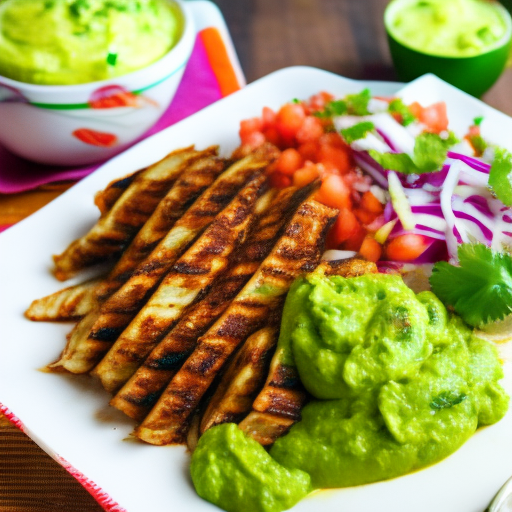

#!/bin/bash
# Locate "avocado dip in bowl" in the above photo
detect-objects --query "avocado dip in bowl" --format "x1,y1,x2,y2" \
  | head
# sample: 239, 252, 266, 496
0, 0, 195, 166
384, 0, 512, 97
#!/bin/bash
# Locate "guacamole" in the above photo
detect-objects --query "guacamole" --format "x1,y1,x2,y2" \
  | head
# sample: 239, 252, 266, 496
0, 0, 182, 85
386, 0, 509, 57
190, 272, 509, 512
191, 424, 311, 512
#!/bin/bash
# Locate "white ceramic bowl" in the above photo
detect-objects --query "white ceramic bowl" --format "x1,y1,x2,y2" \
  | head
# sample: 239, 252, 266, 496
0, 0, 195, 166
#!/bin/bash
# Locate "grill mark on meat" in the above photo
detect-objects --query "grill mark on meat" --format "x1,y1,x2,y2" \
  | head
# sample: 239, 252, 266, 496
48, 146, 278, 375
135, 197, 337, 445
91, 173, 270, 393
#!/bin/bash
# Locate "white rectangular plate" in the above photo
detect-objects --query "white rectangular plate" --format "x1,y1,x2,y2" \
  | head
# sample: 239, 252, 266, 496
1, 66, 511, 512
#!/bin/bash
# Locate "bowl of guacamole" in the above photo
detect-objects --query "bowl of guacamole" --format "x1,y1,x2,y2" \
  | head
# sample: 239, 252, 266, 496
0, 0, 195, 165
384, 0, 512, 97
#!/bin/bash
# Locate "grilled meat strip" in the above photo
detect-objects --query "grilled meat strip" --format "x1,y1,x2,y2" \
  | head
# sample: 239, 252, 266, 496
35, 149, 224, 321
53, 146, 200, 281
94, 169, 144, 216
109, 185, 313, 421
135, 198, 338, 445
94, 148, 225, 304
199, 321, 280, 434
92, 173, 270, 393
47, 145, 278, 375
25, 277, 103, 322
239, 258, 378, 446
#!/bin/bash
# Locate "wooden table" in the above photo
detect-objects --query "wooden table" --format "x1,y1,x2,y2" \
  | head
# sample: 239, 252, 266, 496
1, 1, 512, 510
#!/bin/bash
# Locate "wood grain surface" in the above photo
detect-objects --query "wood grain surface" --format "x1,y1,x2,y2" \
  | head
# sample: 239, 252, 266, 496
1, 1, 512, 511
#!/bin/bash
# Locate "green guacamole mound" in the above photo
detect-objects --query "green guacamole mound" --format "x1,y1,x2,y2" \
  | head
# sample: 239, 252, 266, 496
189, 272, 508, 512
0, 0, 182, 85
190, 423, 312, 512
387, 0, 509, 57
270, 273, 509, 489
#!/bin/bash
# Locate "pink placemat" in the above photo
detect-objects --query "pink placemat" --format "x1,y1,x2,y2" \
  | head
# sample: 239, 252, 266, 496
0, 27, 244, 194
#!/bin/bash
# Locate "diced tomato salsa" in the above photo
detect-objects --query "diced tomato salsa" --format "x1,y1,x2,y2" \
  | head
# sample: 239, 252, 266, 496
237, 92, 449, 264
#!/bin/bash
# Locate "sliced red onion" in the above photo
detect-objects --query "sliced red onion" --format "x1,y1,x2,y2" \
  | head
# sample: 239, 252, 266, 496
503, 215, 512, 223
463, 195, 494, 218
447, 152, 490, 173
411, 204, 444, 217
453, 225, 463, 244
369, 113, 416, 155
383, 200, 396, 222
353, 151, 388, 188
376, 128, 398, 152
404, 188, 438, 206
441, 161, 466, 257
453, 210, 493, 241
401, 165, 449, 190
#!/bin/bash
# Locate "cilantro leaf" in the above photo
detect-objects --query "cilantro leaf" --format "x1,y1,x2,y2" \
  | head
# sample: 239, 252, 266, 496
369, 152, 416, 174
473, 116, 484, 126
345, 88, 371, 116
313, 89, 371, 119
339, 121, 375, 144
489, 148, 512, 207
388, 98, 416, 126
414, 131, 458, 171
430, 243, 512, 327
369, 131, 458, 174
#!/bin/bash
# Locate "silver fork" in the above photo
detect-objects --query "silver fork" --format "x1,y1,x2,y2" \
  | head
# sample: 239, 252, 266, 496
488, 477, 512, 512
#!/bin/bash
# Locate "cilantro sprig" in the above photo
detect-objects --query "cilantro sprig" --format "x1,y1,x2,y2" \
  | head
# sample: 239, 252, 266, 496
430, 243, 512, 327
339, 121, 375, 144
489, 148, 512, 207
369, 131, 458, 174
388, 98, 416, 126
314, 89, 371, 119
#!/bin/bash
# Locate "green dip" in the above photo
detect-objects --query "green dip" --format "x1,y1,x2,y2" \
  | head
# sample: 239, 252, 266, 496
386, 0, 509, 57
0, 0, 182, 85
190, 272, 509, 512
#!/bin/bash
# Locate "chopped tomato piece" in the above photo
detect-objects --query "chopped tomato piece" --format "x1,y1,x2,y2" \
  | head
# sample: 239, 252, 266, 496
385, 234, 430, 261
358, 236, 382, 262
261, 106, 276, 128
262, 126, 283, 147
276, 103, 306, 140
326, 208, 360, 248
319, 132, 346, 148
342, 224, 366, 252
298, 141, 320, 162
269, 172, 292, 189
293, 164, 319, 188
240, 130, 266, 148
239, 117, 263, 139
315, 174, 352, 210
354, 207, 377, 225
275, 148, 303, 176
307, 91, 334, 112
296, 116, 324, 144
409, 101, 448, 133
317, 144, 352, 174
360, 191, 384, 214
408, 101, 423, 119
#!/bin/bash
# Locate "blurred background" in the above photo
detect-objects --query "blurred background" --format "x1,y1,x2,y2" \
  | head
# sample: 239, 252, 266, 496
211, 0, 512, 114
